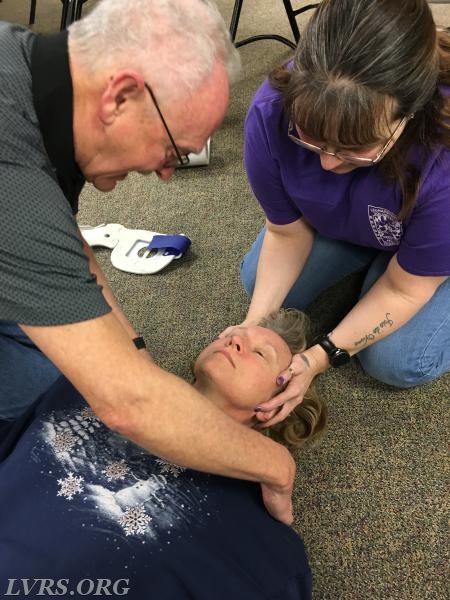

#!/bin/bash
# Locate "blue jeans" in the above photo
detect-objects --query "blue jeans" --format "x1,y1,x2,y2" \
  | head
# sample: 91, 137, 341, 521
0, 322, 61, 420
241, 227, 450, 388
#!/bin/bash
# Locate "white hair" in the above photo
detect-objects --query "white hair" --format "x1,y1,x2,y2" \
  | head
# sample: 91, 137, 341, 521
69, 0, 240, 100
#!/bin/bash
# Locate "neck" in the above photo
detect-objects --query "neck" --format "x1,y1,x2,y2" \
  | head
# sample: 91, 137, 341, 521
193, 381, 257, 427
69, 48, 105, 172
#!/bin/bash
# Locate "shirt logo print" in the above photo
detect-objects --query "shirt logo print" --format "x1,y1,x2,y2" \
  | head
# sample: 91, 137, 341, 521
368, 206, 403, 247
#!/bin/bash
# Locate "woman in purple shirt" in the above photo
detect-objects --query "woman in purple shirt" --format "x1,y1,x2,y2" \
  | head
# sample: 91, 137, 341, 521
233, 0, 450, 425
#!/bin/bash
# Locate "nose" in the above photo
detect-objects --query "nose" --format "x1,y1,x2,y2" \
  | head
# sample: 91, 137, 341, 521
156, 166, 176, 181
227, 335, 242, 352
319, 152, 345, 171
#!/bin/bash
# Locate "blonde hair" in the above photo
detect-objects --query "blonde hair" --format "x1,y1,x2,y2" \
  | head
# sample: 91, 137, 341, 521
258, 309, 328, 450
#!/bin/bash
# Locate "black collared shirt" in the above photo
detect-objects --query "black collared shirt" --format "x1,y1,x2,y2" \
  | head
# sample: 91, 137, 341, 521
31, 29, 85, 213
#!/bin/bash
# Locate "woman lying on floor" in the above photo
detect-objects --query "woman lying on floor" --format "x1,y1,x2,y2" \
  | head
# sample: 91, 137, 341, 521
0, 309, 327, 600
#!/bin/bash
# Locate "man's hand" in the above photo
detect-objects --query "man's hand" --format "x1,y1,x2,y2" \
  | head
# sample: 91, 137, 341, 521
260, 451, 296, 525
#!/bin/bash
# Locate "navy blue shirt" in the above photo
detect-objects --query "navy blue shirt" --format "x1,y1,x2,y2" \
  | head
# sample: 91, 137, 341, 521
0, 377, 312, 599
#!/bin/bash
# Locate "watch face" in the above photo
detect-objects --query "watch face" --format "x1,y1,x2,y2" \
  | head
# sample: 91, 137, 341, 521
331, 349, 351, 367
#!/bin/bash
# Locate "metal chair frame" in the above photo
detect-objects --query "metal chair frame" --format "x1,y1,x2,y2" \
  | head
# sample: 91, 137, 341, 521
28, 0, 87, 30
230, 0, 319, 49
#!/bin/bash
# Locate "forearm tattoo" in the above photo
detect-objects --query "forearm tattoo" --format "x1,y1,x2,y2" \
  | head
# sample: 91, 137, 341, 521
353, 313, 394, 348
299, 353, 310, 368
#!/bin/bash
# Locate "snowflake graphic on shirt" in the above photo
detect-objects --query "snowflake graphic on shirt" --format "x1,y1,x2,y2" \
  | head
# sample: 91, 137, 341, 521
102, 460, 130, 482
50, 430, 77, 454
57, 473, 84, 500
155, 458, 185, 478
119, 505, 152, 536
77, 407, 99, 423
40, 403, 209, 543
368, 205, 403, 247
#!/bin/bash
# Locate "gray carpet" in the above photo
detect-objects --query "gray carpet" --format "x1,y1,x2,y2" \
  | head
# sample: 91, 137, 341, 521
1, 1, 449, 598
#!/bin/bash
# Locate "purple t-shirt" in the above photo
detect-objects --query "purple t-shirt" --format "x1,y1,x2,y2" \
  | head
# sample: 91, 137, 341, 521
244, 79, 450, 276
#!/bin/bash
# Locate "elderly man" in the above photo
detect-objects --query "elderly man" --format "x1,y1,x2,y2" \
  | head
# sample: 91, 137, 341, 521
0, 0, 296, 524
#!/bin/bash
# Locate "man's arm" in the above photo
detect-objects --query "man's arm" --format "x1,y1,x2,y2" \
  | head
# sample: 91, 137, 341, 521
78, 228, 143, 345
20, 313, 295, 524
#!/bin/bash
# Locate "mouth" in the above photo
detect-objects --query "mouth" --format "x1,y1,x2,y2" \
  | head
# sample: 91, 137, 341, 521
216, 349, 235, 367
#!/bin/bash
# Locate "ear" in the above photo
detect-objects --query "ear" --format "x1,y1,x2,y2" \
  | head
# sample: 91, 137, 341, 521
98, 70, 145, 126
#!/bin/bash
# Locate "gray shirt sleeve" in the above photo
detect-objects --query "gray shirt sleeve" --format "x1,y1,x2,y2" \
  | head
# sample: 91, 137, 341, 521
0, 162, 111, 326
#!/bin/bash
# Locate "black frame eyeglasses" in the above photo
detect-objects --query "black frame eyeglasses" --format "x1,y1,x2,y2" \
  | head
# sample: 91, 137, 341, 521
144, 83, 190, 167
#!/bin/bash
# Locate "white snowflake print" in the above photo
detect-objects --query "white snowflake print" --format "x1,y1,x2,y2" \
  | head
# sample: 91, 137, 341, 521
50, 430, 76, 454
102, 460, 130, 482
119, 505, 152, 536
155, 458, 185, 478
57, 472, 84, 500
368, 205, 403, 247
77, 407, 98, 422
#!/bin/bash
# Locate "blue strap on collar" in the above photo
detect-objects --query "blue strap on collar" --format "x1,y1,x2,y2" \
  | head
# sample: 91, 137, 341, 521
146, 234, 191, 257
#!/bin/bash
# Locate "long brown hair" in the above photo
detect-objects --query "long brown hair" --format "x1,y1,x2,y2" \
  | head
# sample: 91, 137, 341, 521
259, 309, 328, 450
269, 0, 450, 219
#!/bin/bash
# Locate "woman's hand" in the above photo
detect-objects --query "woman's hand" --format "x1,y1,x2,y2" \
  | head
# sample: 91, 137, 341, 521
254, 352, 321, 427
218, 319, 259, 339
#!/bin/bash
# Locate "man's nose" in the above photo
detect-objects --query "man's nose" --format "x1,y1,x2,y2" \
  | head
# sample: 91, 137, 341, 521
156, 166, 176, 181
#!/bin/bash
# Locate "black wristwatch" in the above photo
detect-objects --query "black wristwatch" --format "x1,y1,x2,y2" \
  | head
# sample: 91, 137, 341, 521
313, 334, 350, 367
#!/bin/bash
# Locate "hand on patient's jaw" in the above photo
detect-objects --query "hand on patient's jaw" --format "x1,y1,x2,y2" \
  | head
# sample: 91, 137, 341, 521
254, 352, 313, 427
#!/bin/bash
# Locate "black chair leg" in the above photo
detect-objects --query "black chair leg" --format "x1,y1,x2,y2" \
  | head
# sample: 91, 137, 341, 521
75, 0, 86, 20
230, 0, 244, 43
60, 0, 69, 29
230, 0, 296, 49
60, 0, 87, 31
282, 0, 301, 43
29, 0, 37, 25
229, 0, 319, 50
284, 1, 321, 43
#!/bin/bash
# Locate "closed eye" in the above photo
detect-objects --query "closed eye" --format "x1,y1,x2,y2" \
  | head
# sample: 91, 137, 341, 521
255, 349, 265, 358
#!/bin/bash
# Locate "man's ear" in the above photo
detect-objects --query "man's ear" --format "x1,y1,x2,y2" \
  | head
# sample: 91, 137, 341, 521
98, 70, 145, 125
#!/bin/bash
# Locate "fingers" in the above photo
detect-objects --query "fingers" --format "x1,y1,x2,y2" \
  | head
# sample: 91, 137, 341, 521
276, 353, 307, 386
217, 318, 260, 339
259, 405, 293, 428
217, 325, 236, 339
254, 353, 313, 424
254, 384, 301, 413
254, 407, 280, 423
260, 485, 294, 526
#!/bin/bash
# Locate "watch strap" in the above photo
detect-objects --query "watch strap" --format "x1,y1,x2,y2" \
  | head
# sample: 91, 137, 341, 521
314, 334, 337, 356
313, 333, 350, 367
133, 336, 147, 350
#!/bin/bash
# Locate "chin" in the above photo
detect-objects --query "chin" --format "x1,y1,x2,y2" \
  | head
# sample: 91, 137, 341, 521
330, 165, 358, 174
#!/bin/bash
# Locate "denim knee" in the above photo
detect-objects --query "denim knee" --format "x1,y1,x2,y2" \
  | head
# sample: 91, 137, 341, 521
358, 342, 445, 389
240, 254, 257, 298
